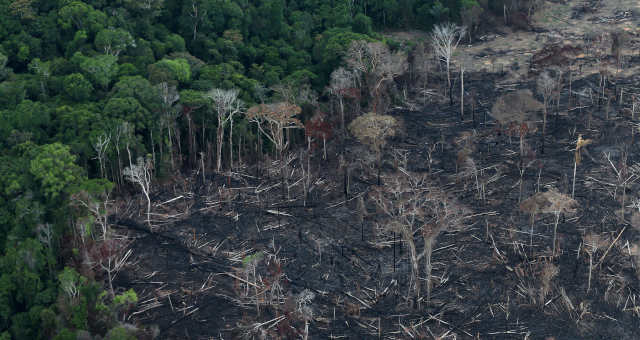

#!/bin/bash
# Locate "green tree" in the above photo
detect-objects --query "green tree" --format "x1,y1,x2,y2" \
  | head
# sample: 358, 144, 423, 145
111, 76, 158, 112
147, 58, 190, 85
0, 100, 51, 145
62, 73, 93, 102
79, 54, 119, 90
58, 1, 106, 34
29, 143, 82, 199
94, 28, 135, 56
0, 52, 11, 82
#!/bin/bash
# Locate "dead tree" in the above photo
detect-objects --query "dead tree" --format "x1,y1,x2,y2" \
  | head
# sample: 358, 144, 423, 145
123, 156, 153, 227
537, 71, 555, 144
247, 102, 303, 159
206, 88, 242, 172
188, 0, 206, 41
348, 112, 398, 185
93, 133, 111, 179
370, 170, 468, 307
157, 82, 180, 169
603, 150, 640, 218
491, 90, 543, 155
459, 55, 473, 120
430, 23, 466, 106
346, 41, 407, 114
521, 188, 578, 255
92, 236, 133, 298
328, 67, 357, 134
611, 29, 629, 68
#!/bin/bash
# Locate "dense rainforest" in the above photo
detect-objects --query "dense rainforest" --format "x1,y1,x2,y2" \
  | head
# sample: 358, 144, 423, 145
0, 0, 541, 338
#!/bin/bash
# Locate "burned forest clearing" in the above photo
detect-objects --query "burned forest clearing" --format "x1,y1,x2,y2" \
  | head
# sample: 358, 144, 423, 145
100, 1, 640, 339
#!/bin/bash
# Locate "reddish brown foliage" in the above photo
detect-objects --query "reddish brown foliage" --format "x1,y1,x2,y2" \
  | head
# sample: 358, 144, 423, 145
304, 114, 333, 151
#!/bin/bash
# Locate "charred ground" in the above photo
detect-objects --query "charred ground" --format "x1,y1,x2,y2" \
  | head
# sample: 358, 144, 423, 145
113, 1, 640, 339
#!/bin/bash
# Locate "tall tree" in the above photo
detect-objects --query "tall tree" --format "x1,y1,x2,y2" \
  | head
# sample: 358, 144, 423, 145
430, 22, 466, 105
346, 41, 407, 113
123, 156, 153, 226
205, 88, 242, 172
328, 67, 357, 134
247, 102, 303, 158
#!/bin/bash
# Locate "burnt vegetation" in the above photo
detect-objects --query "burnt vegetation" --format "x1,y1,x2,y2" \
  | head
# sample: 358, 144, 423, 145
115, 3, 640, 339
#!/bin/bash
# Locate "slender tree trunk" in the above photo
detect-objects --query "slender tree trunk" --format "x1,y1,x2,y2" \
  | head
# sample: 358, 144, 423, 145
552, 212, 560, 255
229, 118, 234, 170
168, 123, 175, 170
187, 113, 195, 169
460, 68, 464, 120
424, 238, 433, 305
339, 96, 345, 135
572, 160, 577, 198
216, 120, 224, 172
401, 227, 419, 305
150, 129, 156, 168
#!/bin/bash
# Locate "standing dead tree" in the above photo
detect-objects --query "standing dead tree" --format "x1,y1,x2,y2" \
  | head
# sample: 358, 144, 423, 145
537, 71, 556, 148
602, 151, 640, 218
247, 102, 303, 159
370, 170, 468, 307
430, 22, 466, 106
188, 0, 206, 41
92, 236, 133, 299
346, 41, 407, 114
572, 134, 592, 198
582, 233, 607, 293
123, 156, 153, 227
205, 88, 243, 172
328, 67, 357, 134
458, 55, 473, 120
348, 112, 398, 185
491, 89, 543, 156
93, 133, 111, 179
304, 111, 333, 160
520, 188, 578, 256
157, 82, 180, 169
248, 102, 303, 197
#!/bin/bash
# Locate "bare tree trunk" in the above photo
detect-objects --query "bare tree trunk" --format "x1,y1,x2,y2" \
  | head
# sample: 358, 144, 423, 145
150, 129, 156, 168
216, 121, 224, 172
339, 96, 345, 135
460, 67, 464, 120
229, 118, 234, 170
424, 238, 433, 305
186, 113, 195, 168
400, 225, 419, 305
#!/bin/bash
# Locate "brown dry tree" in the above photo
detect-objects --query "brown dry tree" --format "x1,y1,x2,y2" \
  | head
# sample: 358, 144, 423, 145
582, 233, 608, 293
491, 90, 543, 150
348, 112, 398, 185
520, 188, 578, 256
247, 102, 303, 159
572, 134, 592, 198
537, 71, 556, 144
